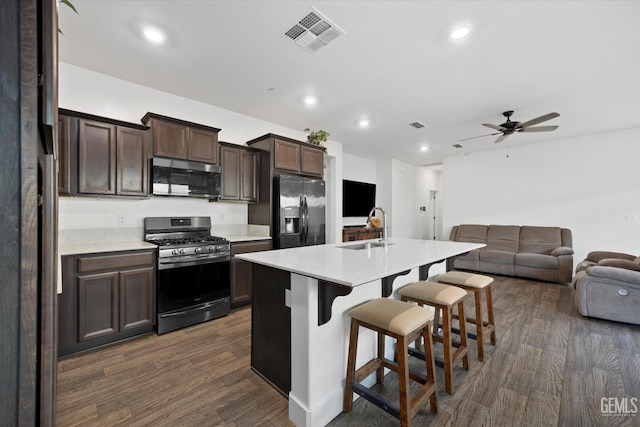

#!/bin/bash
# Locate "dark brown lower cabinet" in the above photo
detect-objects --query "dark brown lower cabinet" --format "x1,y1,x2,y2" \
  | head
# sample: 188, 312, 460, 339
59, 250, 155, 357
342, 227, 383, 242
251, 263, 291, 396
230, 240, 272, 307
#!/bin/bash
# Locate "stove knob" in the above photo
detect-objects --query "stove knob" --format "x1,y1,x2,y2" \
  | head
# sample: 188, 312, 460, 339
179, 249, 186, 255
208, 246, 215, 252
194, 247, 202, 254
171, 249, 178, 255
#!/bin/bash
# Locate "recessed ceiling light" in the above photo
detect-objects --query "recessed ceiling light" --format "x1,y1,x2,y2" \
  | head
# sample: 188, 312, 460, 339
420, 146, 429, 152
304, 96, 318, 105
143, 27, 165, 43
450, 27, 470, 40
358, 120, 370, 127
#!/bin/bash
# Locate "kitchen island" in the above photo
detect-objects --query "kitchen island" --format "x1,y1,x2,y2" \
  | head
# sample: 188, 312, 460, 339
236, 238, 485, 427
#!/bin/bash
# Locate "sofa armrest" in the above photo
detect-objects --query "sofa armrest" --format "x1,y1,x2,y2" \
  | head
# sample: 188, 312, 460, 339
585, 251, 636, 263
586, 265, 640, 285
598, 258, 640, 271
551, 246, 574, 256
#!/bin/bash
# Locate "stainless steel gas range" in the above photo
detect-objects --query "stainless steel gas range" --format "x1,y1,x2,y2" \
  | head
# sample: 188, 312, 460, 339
144, 216, 230, 334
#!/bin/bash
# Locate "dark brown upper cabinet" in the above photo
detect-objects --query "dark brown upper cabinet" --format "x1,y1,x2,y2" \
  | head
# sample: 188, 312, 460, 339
300, 145, 324, 176
246, 133, 325, 178
58, 109, 150, 198
78, 119, 117, 195
219, 142, 259, 203
273, 139, 301, 173
142, 113, 220, 164
57, 114, 72, 195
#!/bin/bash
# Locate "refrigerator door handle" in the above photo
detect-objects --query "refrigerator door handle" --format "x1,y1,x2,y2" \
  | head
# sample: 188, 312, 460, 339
302, 195, 309, 245
300, 195, 306, 246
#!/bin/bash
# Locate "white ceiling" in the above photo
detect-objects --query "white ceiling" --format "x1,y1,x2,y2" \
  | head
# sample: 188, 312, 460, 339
58, 1, 640, 166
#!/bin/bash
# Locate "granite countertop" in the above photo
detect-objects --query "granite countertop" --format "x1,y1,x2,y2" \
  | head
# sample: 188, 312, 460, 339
235, 238, 485, 287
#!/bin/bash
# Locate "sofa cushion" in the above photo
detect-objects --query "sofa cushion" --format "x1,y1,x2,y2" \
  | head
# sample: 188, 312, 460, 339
514, 253, 559, 269
479, 250, 515, 276
453, 224, 488, 244
480, 250, 515, 265
454, 249, 480, 271
518, 226, 562, 254
486, 225, 520, 252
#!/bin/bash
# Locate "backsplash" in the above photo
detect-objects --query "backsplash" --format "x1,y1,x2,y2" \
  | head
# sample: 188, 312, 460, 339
58, 196, 251, 244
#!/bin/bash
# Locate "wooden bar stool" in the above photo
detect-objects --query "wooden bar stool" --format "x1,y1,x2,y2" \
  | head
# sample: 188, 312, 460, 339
436, 271, 496, 361
344, 298, 437, 426
399, 282, 468, 394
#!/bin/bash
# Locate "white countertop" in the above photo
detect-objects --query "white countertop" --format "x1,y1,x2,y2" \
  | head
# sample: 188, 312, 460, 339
226, 235, 272, 243
59, 241, 157, 256
235, 238, 485, 287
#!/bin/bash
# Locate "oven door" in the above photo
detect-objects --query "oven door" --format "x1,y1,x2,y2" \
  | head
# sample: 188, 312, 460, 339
156, 260, 230, 334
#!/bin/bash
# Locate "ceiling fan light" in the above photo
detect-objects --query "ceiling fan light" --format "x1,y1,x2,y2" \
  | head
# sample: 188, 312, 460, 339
450, 27, 470, 40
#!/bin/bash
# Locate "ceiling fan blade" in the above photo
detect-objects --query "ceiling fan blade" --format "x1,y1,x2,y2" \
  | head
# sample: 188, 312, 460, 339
519, 125, 559, 133
459, 132, 501, 142
495, 134, 507, 143
518, 112, 560, 129
482, 123, 506, 131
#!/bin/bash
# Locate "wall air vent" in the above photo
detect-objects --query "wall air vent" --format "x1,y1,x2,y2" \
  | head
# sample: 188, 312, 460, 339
409, 121, 426, 129
284, 8, 346, 53
452, 143, 464, 148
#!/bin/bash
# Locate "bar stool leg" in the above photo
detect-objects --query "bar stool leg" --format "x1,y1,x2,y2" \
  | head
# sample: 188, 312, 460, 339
343, 319, 359, 413
422, 323, 438, 413
486, 287, 496, 345
473, 288, 485, 361
442, 305, 454, 394
397, 335, 410, 426
376, 331, 384, 384
458, 301, 468, 370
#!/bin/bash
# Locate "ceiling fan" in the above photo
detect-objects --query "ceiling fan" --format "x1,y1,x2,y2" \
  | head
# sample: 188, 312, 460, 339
461, 110, 560, 143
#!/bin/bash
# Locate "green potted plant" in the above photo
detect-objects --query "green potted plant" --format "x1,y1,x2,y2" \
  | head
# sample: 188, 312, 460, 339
304, 128, 330, 147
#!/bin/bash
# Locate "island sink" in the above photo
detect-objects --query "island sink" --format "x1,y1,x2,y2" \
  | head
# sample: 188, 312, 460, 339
339, 241, 395, 250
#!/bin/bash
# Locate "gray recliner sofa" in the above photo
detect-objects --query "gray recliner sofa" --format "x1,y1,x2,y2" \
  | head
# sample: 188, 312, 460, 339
449, 224, 574, 283
573, 251, 640, 325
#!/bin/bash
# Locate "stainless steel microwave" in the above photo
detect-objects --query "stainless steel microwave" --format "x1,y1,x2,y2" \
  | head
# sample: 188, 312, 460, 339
152, 157, 221, 198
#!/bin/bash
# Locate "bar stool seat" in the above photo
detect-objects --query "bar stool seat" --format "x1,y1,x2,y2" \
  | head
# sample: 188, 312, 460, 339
436, 271, 496, 361
344, 298, 437, 426
399, 282, 469, 394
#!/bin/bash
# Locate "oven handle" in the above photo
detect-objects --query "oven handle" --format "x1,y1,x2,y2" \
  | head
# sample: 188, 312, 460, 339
158, 255, 230, 267
159, 301, 222, 318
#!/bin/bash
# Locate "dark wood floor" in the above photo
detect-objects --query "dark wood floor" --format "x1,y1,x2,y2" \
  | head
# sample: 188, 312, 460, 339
56, 276, 640, 426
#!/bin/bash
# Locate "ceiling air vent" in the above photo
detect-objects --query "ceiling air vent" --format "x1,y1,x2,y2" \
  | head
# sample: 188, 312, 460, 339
284, 8, 346, 53
409, 121, 426, 129
452, 143, 464, 148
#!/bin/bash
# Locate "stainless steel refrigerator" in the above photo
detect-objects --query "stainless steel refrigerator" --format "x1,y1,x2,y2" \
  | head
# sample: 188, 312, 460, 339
274, 175, 326, 249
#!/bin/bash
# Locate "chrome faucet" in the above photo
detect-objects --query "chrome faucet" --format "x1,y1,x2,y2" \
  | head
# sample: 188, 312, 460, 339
367, 207, 388, 244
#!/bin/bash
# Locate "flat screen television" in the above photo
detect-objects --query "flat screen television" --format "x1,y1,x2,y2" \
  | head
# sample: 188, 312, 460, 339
342, 180, 376, 217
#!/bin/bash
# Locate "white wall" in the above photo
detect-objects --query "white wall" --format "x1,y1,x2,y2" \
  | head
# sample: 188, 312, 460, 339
342, 153, 441, 239
442, 128, 640, 264
58, 63, 343, 243
390, 159, 441, 239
